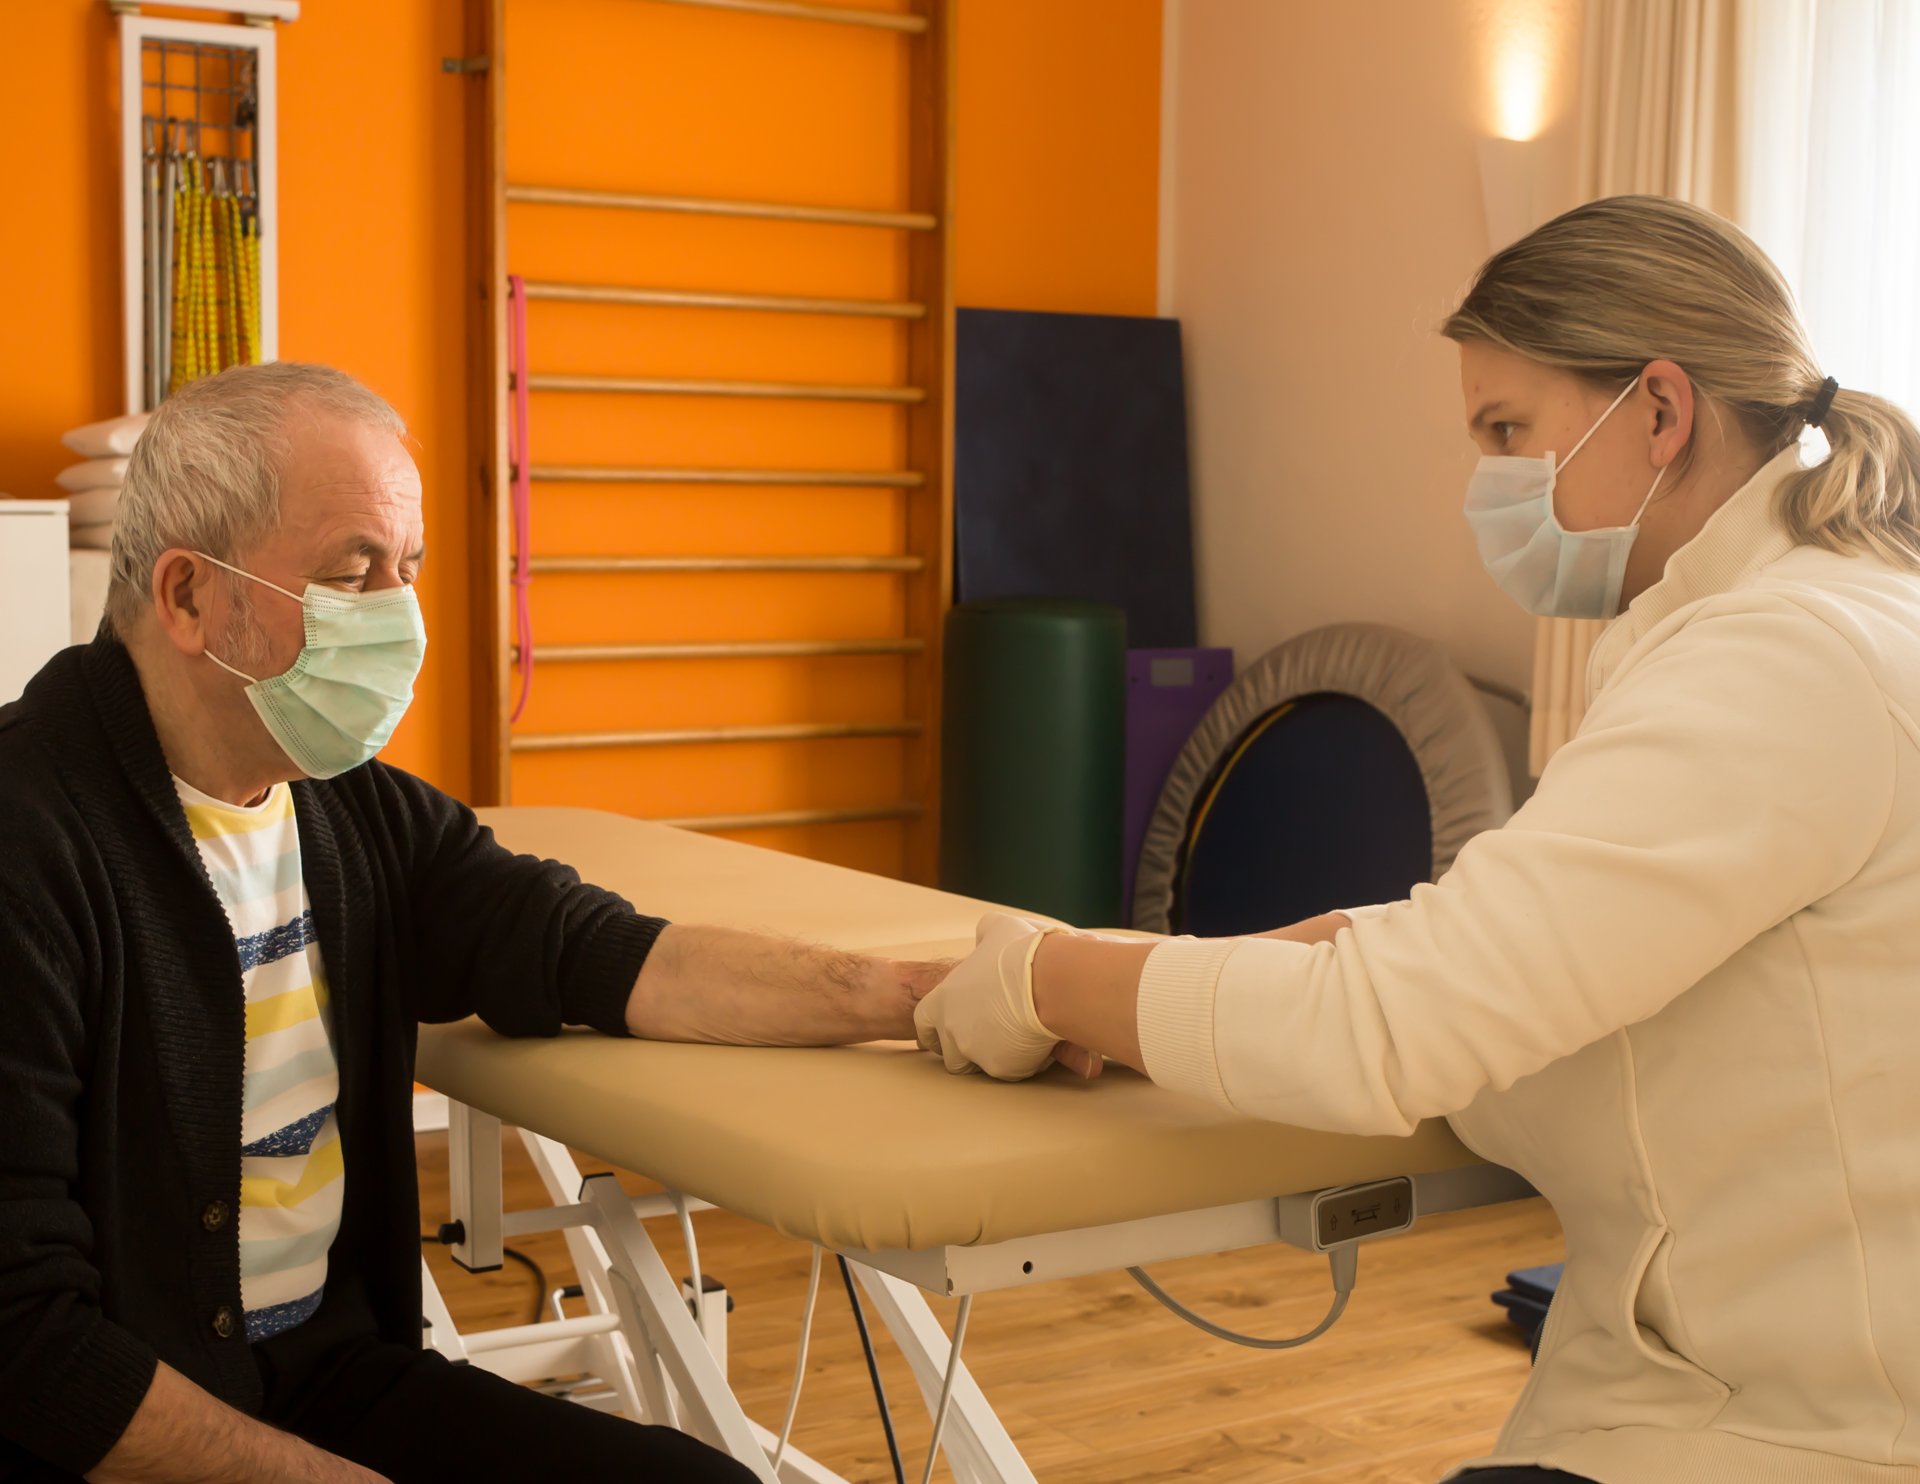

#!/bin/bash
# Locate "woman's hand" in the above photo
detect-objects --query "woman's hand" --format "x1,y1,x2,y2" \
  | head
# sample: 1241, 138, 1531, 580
912, 913, 1114, 1080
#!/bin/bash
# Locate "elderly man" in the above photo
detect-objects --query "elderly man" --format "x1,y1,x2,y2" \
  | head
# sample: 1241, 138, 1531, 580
0, 363, 943, 1483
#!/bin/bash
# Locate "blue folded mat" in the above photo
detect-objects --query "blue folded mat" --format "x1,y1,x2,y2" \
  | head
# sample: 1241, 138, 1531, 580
1491, 1262, 1564, 1356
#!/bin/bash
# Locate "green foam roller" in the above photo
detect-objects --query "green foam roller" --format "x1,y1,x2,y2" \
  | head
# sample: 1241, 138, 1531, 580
940, 598, 1126, 928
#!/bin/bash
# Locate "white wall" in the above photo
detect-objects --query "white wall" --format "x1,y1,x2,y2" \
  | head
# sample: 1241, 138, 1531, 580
1163, 0, 1584, 703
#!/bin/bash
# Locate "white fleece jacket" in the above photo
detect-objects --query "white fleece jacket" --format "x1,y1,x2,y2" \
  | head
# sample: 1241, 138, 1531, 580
1136, 444, 1920, 1483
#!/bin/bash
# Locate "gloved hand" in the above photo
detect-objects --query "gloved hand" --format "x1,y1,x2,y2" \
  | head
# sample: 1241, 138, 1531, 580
913, 912, 1066, 1080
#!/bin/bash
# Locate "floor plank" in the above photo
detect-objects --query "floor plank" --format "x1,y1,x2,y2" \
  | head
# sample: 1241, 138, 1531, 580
415, 1132, 1560, 1482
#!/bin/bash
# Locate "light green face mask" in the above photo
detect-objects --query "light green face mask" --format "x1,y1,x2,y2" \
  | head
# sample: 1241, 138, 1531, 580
197, 551, 427, 780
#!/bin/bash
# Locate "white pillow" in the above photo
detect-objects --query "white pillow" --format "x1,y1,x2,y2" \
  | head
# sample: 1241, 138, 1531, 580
69, 521, 115, 550
62, 413, 150, 458
56, 459, 128, 493
67, 488, 119, 526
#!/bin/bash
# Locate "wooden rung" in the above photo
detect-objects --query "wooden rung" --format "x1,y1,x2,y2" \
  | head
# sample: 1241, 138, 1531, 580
507, 184, 937, 233
520, 281, 926, 320
653, 803, 926, 832
525, 639, 923, 661
524, 373, 925, 404
638, 0, 927, 33
511, 721, 922, 752
529, 555, 924, 574
530, 464, 925, 488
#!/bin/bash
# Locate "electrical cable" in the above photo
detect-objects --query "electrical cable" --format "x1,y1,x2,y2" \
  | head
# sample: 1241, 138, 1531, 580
837, 1255, 906, 1484
500, 1246, 548, 1325
918, 1295, 972, 1484
1126, 1245, 1359, 1350
670, 1191, 705, 1333
421, 1230, 548, 1325
772, 1247, 824, 1473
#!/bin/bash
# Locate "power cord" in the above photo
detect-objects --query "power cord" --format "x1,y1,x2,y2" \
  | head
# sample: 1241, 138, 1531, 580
670, 1191, 706, 1334
1127, 1244, 1359, 1350
773, 1247, 824, 1473
837, 1255, 907, 1484
919, 1294, 972, 1484
421, 1226, 549, 1326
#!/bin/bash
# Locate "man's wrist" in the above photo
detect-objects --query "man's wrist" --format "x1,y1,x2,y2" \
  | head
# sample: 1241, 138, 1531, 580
861, 955, 933, 1040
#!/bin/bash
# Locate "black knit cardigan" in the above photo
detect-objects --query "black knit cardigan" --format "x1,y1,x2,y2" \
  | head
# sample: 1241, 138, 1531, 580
0, 637, 665, 1477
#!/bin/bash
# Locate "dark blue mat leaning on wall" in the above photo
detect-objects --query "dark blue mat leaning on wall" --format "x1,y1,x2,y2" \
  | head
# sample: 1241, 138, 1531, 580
953, 307, 1199, 649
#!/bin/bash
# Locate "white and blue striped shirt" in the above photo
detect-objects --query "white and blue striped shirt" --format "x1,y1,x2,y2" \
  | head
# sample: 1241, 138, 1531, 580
174, 777, 342, 1344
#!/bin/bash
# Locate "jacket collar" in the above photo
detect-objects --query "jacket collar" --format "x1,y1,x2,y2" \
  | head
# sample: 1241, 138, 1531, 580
1588, 444, 1804, 701
76, 634, 255, 1202
78, 632, 215, 882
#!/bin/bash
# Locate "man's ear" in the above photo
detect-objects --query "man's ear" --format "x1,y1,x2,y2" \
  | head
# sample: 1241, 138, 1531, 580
150, 548, 214, 657
1642, 359, 1696, 471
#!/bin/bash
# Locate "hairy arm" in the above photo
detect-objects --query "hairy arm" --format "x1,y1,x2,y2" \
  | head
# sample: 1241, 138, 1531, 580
87, 1363, 385, 1484
624, 924, 945, 1044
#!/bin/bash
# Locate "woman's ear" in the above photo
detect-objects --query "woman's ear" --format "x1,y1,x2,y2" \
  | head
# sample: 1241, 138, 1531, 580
1642, 359, 1695, 470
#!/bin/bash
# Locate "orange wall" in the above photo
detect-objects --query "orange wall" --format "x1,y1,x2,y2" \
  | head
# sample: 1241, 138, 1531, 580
3, 0, 1160, 813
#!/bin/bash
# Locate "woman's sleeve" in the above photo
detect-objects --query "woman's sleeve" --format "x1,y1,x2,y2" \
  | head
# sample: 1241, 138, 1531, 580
1134, 600, 1898, 1135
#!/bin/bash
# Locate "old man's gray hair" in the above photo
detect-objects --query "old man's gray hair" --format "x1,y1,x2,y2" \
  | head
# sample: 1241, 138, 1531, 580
107, 363, 407, 633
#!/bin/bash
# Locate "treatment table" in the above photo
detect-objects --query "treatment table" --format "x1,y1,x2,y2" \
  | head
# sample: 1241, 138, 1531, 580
415, 808, 1530, 1483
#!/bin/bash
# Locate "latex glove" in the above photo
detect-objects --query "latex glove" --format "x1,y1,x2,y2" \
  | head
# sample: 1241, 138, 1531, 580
913, 912, 1064, 1080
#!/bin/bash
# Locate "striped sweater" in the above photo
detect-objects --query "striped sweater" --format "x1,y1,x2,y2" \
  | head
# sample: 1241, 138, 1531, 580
173, 776, 341, 1344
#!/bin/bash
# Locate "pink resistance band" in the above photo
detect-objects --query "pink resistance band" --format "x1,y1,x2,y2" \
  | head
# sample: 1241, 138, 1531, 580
507, 274, 533, 722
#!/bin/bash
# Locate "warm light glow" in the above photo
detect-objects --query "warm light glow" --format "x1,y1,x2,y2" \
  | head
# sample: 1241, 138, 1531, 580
1484, 0, 1565, 141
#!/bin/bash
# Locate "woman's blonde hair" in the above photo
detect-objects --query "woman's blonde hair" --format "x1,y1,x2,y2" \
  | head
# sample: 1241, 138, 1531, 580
1443, 194, 1920, 572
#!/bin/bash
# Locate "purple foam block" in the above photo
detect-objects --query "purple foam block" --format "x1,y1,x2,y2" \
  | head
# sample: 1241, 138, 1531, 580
1124, 647, 1234, 922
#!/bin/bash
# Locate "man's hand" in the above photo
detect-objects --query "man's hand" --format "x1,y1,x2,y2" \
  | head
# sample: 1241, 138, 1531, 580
912, 913, 1088, 1080
87, 1362, 388, 1483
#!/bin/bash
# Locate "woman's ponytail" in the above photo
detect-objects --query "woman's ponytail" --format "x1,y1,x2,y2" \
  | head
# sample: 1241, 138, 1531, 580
1777, 385, 1920, 571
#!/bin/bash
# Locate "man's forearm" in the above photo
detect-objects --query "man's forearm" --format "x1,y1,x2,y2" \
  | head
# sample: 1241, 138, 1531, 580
624, 924, 942, 1044
88, 1361, 384, 1484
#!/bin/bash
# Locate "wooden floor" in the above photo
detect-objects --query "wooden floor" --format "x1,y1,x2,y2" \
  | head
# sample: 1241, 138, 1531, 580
417, 1133, 1562, 1484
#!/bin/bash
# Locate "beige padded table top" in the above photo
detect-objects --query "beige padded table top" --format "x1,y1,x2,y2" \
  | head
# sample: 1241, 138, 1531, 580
415, 808, 1481, 1253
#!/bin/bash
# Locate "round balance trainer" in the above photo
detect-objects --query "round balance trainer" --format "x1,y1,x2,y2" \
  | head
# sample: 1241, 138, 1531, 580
1132, 623, 1513, 936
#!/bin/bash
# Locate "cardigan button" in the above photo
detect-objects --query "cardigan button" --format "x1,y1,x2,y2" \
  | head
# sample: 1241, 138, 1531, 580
211, 1305, 238, 1340
201, 1200, 230, 1232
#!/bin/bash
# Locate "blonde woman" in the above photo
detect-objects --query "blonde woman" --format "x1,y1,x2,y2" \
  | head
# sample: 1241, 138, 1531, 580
914, 195, 1920, 1484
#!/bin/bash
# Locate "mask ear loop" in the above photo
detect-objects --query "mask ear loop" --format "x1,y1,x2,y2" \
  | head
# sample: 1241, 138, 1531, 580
204, 649, 262, 686
1555, 377, 1641, 471
1627, 464, 1669, 527
193, 549, 306, 605
193, 550, 296, 685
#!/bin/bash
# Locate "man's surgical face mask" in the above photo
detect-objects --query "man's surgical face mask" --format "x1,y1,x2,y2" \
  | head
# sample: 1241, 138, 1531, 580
1462, 378, 1668, 621
199, 552, 427, 780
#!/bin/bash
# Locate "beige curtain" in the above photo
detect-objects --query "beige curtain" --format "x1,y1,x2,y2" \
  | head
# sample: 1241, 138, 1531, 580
1529, 0, 1740, 774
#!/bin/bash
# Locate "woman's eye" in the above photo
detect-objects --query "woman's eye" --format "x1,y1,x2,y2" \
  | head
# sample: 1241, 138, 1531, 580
1493, 422, 1519, 447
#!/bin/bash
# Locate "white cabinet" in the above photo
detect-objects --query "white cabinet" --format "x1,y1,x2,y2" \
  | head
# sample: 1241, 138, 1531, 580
0, 502, 73, 705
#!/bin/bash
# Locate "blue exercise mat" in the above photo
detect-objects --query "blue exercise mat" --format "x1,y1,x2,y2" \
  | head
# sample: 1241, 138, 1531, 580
1491, 1262, 1563, 1355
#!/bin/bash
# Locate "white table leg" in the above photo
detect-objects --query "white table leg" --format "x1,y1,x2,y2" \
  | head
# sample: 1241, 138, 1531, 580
447, 1101, 503, 1272
583, 1174, 782, 1481
850, 1265, 1036, 1484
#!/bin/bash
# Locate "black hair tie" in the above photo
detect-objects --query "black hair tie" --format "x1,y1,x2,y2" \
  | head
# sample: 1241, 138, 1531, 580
1808, 375, 1840, 428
